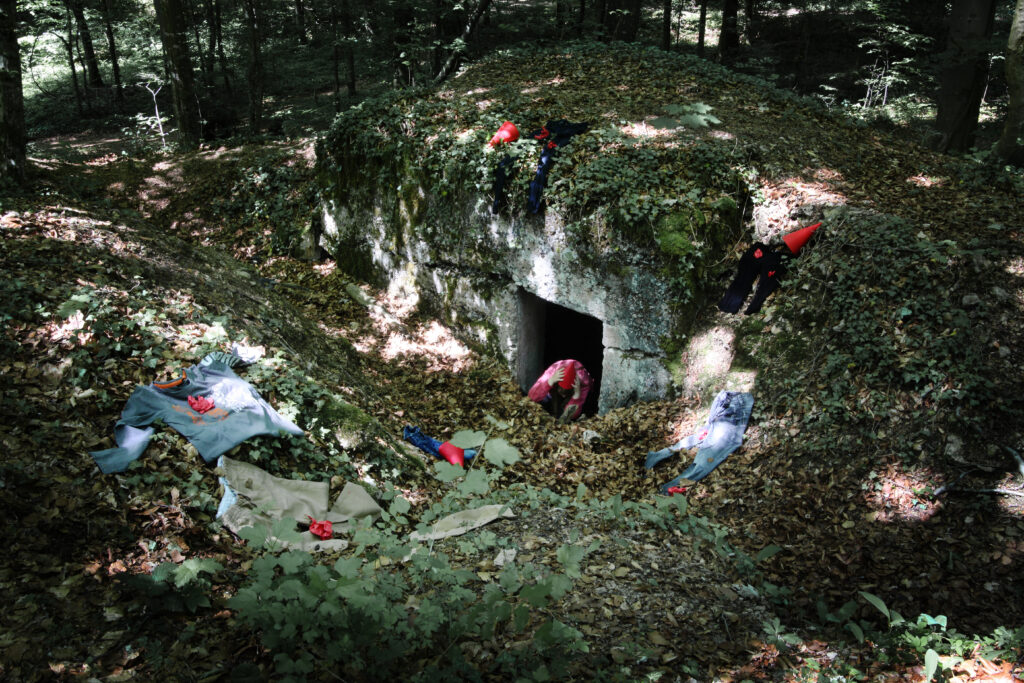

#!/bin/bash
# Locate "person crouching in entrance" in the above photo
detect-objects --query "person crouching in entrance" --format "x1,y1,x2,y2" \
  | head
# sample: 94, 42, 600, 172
528, 359, 591, 423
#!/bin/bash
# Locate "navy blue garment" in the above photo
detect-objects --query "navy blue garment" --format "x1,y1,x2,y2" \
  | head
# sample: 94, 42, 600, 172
403, 425, 477, 462
527, 120, 589, 214
718, 244, 787, 315
491, 155, 514, 214
643, 391, 754, 493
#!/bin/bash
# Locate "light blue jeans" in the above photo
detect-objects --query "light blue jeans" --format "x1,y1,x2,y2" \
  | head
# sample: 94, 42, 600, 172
644, 391, 754, 492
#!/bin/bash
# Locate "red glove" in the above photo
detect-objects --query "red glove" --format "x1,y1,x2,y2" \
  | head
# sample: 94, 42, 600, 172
438, 441, 466, 467
307, 516, 333, 540
188, 395, 215, 414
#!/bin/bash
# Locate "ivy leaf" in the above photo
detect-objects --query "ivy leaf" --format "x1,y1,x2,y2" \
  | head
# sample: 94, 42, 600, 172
556, 543, 586, 579
483, 437, 521, 467
457, 469, 490, 497
172, 558, 223, 588
450, 429, 487, 449
434, 462, 465, 482
648, 116, 680, 130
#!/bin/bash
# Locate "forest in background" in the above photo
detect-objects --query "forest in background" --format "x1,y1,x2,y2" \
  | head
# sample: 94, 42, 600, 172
1, 0, 1023, 173
1, 1, 1024, 682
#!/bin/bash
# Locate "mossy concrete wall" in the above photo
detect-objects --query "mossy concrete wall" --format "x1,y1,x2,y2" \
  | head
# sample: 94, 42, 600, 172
319, 175, 713, 414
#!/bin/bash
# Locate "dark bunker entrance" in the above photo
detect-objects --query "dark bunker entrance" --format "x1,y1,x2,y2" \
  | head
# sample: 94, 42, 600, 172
517, 289, 604, 416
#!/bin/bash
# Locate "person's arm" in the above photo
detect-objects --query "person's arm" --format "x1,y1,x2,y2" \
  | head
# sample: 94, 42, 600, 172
557, 374, 585, 423
527, 364, 564, 402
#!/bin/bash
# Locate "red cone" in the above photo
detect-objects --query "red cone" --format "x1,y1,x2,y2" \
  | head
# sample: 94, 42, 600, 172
439, 441, 466, 467
558, 362, 576, 390
488, 121, 520, 147
782, 222, 822, 255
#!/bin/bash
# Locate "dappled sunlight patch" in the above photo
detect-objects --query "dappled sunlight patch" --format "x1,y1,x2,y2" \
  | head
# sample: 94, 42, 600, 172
680, 325, 738, 396
907, 174, 947, 188
359, 320, 473, 372
620, 121, 679, 139
862, 462, 941, 523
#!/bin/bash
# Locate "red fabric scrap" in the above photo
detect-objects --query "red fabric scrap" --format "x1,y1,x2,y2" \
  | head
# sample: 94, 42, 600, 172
438, 441, 466, 467
307, 516, 333, 540
188, 395, 215, 414
666, 486, 688, 495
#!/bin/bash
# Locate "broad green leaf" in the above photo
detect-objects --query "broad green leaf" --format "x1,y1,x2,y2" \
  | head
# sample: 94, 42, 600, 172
520, 582, 551, 608
756, 545, 782, 562
434, 461, 465, 482
389, 495, 411, 516
648, 116, 680, 129
556, 543, 586, 579
923, 648, 939, 681
457, 469, 490, 496
483, 437, 521, 467
450, 429, 487, 449
859, 591, 889, 619
484, 414, 510, 430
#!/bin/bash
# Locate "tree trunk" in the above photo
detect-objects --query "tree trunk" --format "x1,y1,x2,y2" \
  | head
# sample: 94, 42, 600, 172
744, 0, 759, 43
154, 0, 201, 148
213, 0, 232, 93
935, 0, 997, 153
719, 0, 739, 63
205, 0, 216, 72
294, 0, 308, 44
995, 0, 1024, 163
342, 0, 356, 96
67, 0, 104, 87
187, 0, 210, 77
240, 0, 265, 132
64, 10, 83, 115
434, 0, 493, 83
393, 2, 415, 86
697, 0, 708, 58
100, 0, 123, 105
0, 0, 26, 184
662, 0, 672, 51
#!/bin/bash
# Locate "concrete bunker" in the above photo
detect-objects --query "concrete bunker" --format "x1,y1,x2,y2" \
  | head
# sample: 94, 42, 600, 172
516, 289, 604, 416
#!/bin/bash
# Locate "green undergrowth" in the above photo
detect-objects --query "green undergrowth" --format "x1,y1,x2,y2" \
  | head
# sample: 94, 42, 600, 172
739, 208, 1023, 465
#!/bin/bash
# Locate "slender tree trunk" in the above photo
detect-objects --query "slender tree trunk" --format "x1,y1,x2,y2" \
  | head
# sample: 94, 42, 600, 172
67, 0, 104, 87
100, 0, 123, 105
0, 0, 26, 184
578, 0, 586, 32
720, 0, 739, 63
153, 0, 202, 148
294, 0, 308, 44
697, 0, 708, 57
64, 11, 84, 115
996, 0, 1024, 163
435, 0, 493, 83
213, 0, 231, 93
186, 0, 210, 77
241, 0, 264, 132
745, 0, 759, 43
935, 0, 998, 153
393, 2, 415, 86
205, 0, 216, 70
341, 0, 356, 96
662, 0, 671, 50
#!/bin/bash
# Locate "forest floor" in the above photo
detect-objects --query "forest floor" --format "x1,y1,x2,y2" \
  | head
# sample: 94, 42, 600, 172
3, 86, 1024, 681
